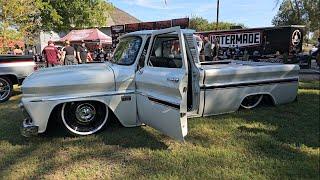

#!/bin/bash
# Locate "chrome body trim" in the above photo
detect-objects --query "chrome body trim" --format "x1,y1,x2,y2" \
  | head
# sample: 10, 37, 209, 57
30, 90, 135, 102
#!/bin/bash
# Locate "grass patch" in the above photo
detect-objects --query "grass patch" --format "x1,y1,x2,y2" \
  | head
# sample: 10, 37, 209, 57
299, 81, 320, 90
0, 81, 319, 179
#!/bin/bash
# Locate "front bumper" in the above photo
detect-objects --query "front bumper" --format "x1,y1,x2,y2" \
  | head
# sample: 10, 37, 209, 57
19, 103, 38, 137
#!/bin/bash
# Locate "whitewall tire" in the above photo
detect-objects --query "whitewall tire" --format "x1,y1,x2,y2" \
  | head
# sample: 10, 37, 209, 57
0, 77, 13, 103
61, 101, 108, 136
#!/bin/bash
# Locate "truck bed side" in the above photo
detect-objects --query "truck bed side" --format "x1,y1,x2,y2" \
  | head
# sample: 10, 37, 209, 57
199, 60, 299, 116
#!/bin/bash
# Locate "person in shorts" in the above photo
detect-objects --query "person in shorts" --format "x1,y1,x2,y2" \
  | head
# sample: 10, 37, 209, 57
63, 40, 77, 65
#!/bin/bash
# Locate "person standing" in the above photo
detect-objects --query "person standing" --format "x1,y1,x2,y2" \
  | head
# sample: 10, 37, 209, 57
94, 44, 105, 62
243, 49, 249, 61
213, 37, 219, 60
42, 40, 60, 67
63, 40, 77, 65
6, 47, 13, 55
77, 41, 91, 64
13, 45, 23, 55
204, 37, 213, 61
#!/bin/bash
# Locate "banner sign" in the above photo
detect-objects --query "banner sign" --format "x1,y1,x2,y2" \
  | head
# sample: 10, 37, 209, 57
111, 25, 125, 48
155, 20, 172, 29
140, 22, 156, 30
209, 32, 261, 48
172, 18, 190, 29
125, 23, 140, 33
111, 18, 190, 48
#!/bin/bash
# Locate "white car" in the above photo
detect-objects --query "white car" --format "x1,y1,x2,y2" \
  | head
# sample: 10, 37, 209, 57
20, 27, 299, 141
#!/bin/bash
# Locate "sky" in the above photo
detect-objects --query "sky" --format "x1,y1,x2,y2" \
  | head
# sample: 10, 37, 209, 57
108, 0, 281, 28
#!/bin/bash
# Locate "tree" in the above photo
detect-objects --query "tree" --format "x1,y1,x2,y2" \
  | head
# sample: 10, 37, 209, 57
273, 0, 319, 32
43, 0, 114, 32
0, 0, 53, 53
0, 0, 114, 53
189, 17, 211, 31
189, 16, 245, 31
303, 0, 320, 32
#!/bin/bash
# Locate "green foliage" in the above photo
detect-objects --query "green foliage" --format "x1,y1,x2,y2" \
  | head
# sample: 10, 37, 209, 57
0, 0, 44, 52
0, 0, 114, 52
43, 0, 114, 31
303, 0, 320, 32
273, 0, 320, 32
189, 16, 245, 32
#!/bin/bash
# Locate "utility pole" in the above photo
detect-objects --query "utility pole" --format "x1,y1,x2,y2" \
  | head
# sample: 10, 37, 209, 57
216, 0, 220, 30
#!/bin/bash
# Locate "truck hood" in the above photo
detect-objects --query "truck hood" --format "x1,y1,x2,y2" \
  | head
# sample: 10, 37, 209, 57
22, 63, 115, 97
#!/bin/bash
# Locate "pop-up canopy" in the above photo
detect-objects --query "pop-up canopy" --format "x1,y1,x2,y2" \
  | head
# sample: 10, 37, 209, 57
59, 28, 112, 44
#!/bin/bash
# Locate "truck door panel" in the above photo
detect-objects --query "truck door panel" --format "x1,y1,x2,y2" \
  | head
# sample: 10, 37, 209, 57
136, 27, 189, 141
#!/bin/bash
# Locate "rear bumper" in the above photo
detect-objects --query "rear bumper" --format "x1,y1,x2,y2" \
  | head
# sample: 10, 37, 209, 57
19, 102, 38, 137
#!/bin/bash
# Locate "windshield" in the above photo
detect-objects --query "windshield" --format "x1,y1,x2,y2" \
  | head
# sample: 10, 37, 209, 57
112, 36, 142, 65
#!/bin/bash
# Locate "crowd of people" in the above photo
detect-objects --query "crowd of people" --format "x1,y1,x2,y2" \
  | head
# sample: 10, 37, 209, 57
6, 45, 33, 55
7, 36, 320, 68
202, 37, 251, 61
42, 40, 112, 67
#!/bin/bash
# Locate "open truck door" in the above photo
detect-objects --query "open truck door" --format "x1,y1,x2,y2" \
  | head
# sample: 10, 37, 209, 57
136, 27, 189, 141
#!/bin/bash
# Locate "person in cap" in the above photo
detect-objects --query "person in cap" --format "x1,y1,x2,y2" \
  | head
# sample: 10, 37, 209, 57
63, 40, 77, 65
77, 40, 92, 64
42, 40, 60, 67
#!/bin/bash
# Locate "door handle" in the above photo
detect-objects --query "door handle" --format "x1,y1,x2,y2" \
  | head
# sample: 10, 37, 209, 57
167, 77, 180, 83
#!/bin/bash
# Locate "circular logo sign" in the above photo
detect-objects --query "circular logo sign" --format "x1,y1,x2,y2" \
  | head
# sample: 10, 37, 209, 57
292, 30, 301, 46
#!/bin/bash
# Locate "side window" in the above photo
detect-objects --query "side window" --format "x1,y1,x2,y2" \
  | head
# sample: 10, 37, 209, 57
113, 37, 142, 65
148, 36, 182, 68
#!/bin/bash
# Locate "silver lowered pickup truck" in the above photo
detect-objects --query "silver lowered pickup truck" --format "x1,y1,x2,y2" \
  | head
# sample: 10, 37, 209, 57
20, 27, 299, 140
0, 55, 35, 102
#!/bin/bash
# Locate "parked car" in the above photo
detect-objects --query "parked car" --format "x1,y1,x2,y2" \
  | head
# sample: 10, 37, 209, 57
20, 27, 299, 141
0, 55, 35, 102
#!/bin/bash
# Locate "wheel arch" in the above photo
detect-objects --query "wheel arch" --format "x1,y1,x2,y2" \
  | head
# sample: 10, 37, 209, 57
47, 99, 122, 130
239, 92, 276, 108
0, 74, 19, 85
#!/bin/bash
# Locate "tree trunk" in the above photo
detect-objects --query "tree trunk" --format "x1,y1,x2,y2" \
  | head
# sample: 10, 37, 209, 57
293, 0, 301, 22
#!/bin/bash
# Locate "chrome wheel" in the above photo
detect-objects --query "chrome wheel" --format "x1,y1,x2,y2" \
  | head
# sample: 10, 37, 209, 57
75, 103, 96, 124
0, 77, 12, 103
241, 95, 263, 109
61, 101, 108, 136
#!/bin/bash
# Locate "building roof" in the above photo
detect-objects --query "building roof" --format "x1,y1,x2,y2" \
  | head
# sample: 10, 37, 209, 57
107, 7, 141, 26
